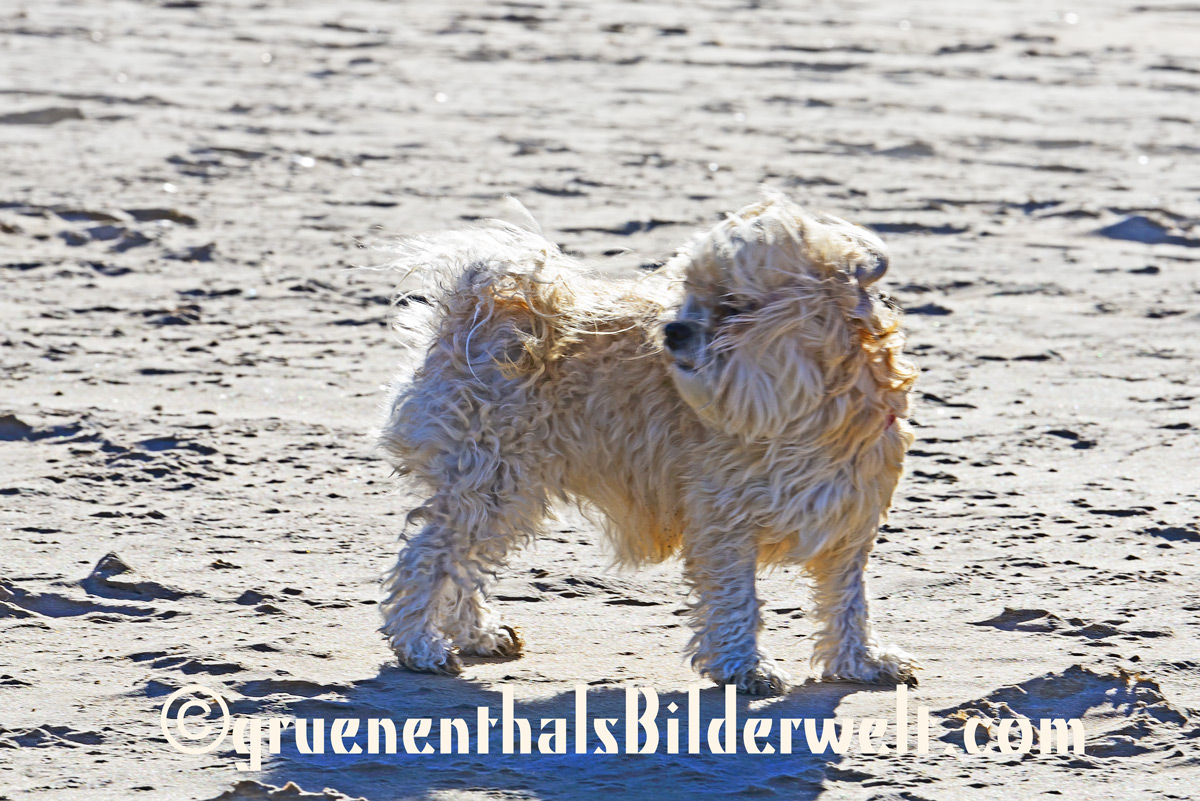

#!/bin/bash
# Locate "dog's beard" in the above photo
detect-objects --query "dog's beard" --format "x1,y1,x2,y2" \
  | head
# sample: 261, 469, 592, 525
664, 303, 725, 428
669, 358, 720, 424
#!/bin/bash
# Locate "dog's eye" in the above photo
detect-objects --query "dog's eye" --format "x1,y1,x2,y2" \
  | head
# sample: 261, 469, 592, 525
717, 301, 755, 319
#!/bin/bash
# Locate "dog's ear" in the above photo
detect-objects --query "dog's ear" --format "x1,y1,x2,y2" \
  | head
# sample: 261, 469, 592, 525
814, 213, 889, 287
851, 244, 888, 287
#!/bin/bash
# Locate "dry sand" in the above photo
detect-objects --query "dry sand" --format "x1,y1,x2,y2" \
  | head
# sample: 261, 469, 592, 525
2, 0, 1199, 799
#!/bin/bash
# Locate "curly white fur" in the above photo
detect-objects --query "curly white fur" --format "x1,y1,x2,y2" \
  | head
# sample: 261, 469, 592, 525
375, 192, 919, 695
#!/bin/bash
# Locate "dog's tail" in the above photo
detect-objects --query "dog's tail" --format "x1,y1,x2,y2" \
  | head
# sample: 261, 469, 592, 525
375, 216, 589, 380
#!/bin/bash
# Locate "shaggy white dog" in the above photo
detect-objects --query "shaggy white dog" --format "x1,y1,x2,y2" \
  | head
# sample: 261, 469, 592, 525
376, 193, 919, 694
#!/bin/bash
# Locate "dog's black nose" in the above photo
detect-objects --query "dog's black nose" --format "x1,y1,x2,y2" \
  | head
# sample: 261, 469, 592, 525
664, 322, 693, 351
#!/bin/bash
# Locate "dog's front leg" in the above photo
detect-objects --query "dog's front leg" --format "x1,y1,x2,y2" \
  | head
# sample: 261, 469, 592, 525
683, 531, 789, 695
808, 545, 918, 686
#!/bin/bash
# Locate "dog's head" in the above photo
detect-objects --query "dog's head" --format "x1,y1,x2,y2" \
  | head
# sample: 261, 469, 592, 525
663, 193, 913, 442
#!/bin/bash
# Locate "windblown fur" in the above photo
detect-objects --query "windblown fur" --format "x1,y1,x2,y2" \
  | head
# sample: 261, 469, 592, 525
376, 193, 919, 694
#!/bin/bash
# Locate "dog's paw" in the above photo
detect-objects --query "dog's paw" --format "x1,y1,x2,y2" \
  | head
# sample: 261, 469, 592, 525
820, 644, 919, 687
387, 632, 464, 675
458, 624, 524, 659
397, 649, 465, 676
714, 659, 791, 696
426, 650, 465, 676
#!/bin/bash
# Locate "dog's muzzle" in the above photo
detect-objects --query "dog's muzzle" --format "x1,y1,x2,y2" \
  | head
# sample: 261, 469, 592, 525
664, 321, 703, 373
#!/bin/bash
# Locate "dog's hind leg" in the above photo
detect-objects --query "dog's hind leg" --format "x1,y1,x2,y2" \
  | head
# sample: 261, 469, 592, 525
437, 537, 524, 659
808, 544, 918, 686
379, 342, 550, 671
381, 465, 542, 673
380, 515, 464, 674
682, 529, 790, 695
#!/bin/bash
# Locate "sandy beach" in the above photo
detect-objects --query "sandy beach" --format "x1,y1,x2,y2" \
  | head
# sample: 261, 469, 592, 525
1, 0, 1199, 798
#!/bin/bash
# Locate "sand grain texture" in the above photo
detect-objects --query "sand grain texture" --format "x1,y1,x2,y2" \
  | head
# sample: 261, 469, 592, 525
1, 1, 1199, 799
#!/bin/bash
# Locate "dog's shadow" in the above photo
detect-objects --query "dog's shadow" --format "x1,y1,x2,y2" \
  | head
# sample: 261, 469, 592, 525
250, 666, 874, 800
